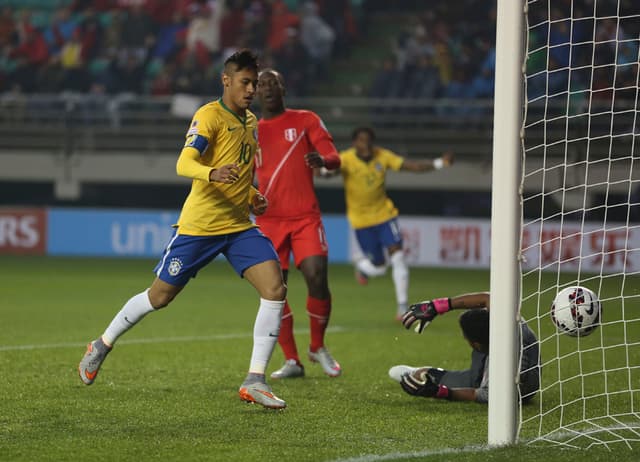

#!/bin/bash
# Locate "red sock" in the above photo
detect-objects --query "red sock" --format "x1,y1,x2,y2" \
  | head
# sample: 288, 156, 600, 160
278, 300, 300, 364
307, 295, 331, 352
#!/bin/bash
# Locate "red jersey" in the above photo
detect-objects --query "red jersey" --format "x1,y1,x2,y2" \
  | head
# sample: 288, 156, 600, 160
255, 109, 339, 218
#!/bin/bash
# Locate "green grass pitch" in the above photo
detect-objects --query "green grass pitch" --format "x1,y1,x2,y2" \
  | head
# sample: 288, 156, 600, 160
0, 256, 638, 461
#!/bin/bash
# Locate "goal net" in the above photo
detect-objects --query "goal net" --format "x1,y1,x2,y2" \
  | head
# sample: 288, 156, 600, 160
519, 0, 640, 448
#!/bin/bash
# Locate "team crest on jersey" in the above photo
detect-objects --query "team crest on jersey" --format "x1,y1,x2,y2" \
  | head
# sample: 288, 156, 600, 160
375, 162, 383, 171
284, 128, 297, 142
168, 258, 183, 276
187, 120, 199, 135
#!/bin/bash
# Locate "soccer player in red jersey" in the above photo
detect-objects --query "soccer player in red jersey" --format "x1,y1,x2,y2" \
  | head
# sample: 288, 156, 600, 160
254, 68, 341, 378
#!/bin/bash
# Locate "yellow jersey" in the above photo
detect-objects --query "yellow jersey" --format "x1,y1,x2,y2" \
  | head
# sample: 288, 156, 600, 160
339, 147, 404, 229
176, 99, 259, 236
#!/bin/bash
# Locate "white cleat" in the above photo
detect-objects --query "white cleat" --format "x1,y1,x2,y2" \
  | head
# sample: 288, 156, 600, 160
388, 365, 418, 383
238, 382, 286, 409
78, 339, 111, 385
308, 347, 341, 377
270, 359, 305, 379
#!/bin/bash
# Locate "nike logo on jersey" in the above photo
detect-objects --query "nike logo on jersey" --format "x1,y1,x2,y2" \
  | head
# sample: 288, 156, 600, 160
268, 332, 280, 337
227, 126, 239, 131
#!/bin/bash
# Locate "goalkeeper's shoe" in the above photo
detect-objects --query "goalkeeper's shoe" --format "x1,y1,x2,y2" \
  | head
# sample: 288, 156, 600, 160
309, 347, 341, 377
270, 359, 305, 379
388, 365, 418, 383
238, 382, 287, 409
78, 338, 111, 385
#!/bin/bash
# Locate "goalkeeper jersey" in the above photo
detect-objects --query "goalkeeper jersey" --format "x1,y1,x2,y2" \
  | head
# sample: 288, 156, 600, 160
339, 147, 404, 229
476, 321, 540, 403
176, 99, 259, 236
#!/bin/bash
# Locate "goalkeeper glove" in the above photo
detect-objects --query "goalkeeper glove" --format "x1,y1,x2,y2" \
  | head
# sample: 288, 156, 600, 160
401, 297, 452, 333
400, 368, 450, 399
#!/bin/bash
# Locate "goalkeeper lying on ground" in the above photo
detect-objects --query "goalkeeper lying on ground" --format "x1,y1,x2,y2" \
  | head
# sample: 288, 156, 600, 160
390, 292, 540, 403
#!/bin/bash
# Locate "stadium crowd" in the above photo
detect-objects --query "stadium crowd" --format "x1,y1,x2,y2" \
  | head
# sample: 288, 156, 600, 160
370, 0, 496, 102
2, 0, 637, 106
0, 0, 362, 97
370, 0, 639, 108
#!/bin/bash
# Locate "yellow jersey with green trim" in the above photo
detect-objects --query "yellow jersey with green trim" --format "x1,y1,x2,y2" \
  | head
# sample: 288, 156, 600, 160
339, 147, 404, 229
176, 99, 258, 236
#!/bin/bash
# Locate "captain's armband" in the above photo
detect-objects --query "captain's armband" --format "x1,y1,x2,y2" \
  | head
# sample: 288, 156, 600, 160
184, 134, 209, 155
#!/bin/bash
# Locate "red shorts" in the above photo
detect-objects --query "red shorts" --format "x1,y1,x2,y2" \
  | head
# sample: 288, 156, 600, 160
256, 215, 328, 270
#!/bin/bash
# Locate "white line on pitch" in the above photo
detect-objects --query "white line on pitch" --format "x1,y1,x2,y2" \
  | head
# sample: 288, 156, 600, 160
0, 326, 348, 352
327, 445, 488, 462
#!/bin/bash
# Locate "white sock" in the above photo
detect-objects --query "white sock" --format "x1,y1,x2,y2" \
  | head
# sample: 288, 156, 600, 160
102, 289, 155, 346
390, 251, 409, 311
249, 298, 285, 374
357, 258, 387, 277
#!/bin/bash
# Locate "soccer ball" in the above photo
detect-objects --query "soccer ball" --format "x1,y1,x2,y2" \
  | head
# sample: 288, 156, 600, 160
551, 286, 601, 337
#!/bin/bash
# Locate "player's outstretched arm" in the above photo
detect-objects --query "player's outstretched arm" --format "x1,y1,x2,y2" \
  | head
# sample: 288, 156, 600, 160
401, 297, 452, 333
401, 291, 490, 333
400, 151, 455, 172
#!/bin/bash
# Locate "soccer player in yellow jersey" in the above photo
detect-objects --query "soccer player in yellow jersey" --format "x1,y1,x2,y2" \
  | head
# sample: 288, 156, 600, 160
78, 50, 289, 409
334, 127, 453, 320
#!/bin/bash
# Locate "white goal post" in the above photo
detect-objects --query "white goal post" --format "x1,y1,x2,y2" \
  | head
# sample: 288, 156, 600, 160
491, 0, 640, 449
488, 0, 525, 446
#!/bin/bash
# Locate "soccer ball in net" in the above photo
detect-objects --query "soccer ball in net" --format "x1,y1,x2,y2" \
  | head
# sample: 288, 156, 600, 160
550, 286, 601, 337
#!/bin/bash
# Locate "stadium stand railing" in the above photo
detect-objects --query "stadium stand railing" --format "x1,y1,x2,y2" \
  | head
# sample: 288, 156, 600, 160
0, 93, 497, 159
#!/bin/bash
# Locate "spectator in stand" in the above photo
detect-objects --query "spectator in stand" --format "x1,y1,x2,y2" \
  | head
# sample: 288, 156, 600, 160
438, 68, 472, 117
114, 51, 146, 94
369, 56, 404, 99
320, 0, 354, 58
36, 56, 65, 93
150, 61, 175, 95
9, 11, 49, 92
146, 0, 177, 26
76, 8, 103, 62
120, 3, 155, 61
173, 52, 205, 94
0, 7, 16, 49
102, 9, 124, 55
42, 7, 77, 56
60, 29, 90, 92
432, 41, 452, 87
267, 0, 299, 52
403, 24, 434, 69
405, 55, 440, 100
299, 1, 334, 81
219, 0, 245, 51
153, 11, 188, 60
243, 0, 269, 51
272, 27, 310, 97
186, 1, 225, 64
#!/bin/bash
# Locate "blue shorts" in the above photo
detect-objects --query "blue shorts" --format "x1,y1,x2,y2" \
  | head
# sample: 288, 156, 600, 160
153, 227, 278, 286
355, 218, 403, 265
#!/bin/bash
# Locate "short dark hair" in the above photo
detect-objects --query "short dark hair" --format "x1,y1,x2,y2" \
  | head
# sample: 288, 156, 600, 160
351, 126, 376, 141
459, 309, 489, 347
259, 68, 285, 85
224, 49, 259, 73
